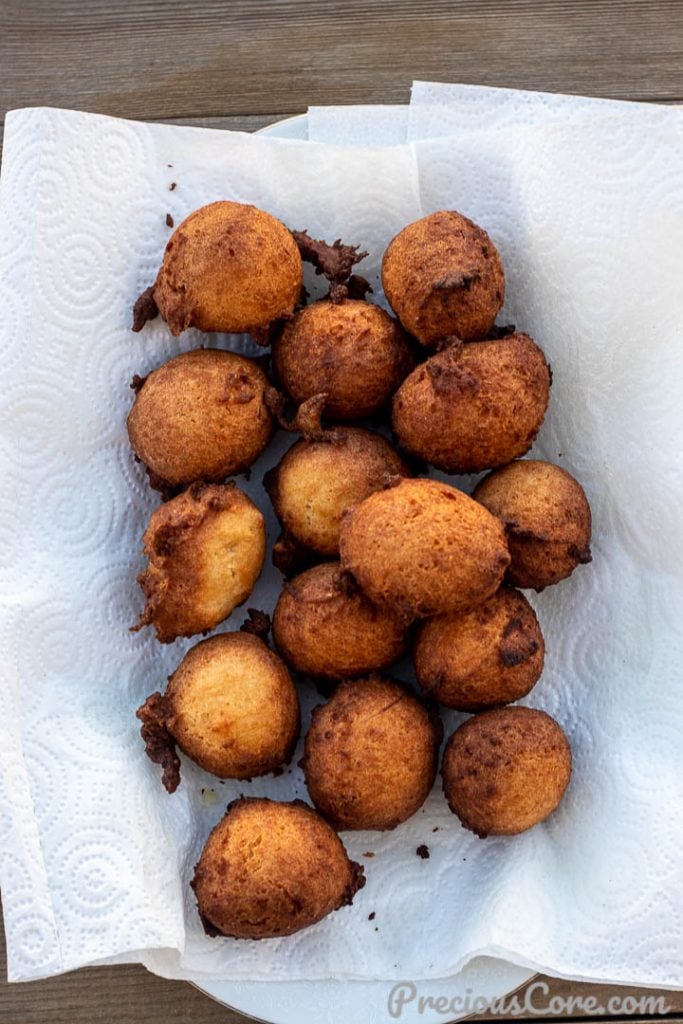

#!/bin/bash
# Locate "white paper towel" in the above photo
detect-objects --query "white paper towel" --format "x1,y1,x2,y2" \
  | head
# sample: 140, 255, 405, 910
308, 104, 408, 145
0, 101, 682, 991
307, 85, 681, 146
408, 80, 682, 137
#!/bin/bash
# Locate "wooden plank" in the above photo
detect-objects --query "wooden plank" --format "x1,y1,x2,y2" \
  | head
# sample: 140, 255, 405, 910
2, 0, 683, 128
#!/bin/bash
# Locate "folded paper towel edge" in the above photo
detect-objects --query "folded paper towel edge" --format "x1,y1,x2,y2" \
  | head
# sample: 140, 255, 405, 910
410, 80, 683, 110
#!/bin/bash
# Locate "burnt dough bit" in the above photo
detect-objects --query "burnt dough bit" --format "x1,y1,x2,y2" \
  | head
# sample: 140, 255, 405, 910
127, 348, 274, 491
136, 692, 180, 793
272, 299, 415, 421
273, 561, 409, 681
381, 210, 505, 345
191, 797, 365, 939
302, 676, 442, 831
292, 229, 367, 287
441, 706, 572, 837
136, 632, 299, 789
265, 426, 410, 558
339, 477, 510, 619
134, 200, 303, 336
133, 482, 265, 643
413, 586, 545, 711
474, 459, 592, 590
239, 607, 272, 641
392, 332, 550, 473
132, 285, 158, 332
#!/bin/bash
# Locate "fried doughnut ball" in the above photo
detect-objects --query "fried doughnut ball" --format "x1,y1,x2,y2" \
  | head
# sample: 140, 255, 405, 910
152, 201, 303, 336
128, 349, 273, 490
272, 299, 414, 420
137, 633, 299, 790
134, 482, 265, 643
392, 333, 550, 474
191, 797, 365, 939
266, 427, 409, 558
381, 211, 505, 346
303, 677, 442, 831
413, 587, 544, 712
442, 706, 572, 837
474, 460, 592, 590
340, 477, 510, 619
273, 562, 408, 681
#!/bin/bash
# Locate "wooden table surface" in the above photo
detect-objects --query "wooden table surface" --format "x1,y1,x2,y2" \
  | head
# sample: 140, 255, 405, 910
1, 2, 682, 1022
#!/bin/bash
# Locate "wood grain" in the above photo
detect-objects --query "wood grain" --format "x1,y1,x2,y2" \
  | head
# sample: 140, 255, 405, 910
2, 0, 683, 129
2, 2, 683, 1022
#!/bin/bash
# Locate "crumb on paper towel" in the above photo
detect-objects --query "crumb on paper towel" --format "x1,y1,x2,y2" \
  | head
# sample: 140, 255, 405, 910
416, 844, 430, 860
201, 788, 217, 807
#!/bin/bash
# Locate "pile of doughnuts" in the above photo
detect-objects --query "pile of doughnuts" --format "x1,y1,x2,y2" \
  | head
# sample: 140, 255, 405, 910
130, 201, 591, 940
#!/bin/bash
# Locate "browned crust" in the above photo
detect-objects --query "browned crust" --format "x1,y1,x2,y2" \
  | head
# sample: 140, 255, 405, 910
127, 348, 274, 491
412, 586, 544, 712
133, 481, 263, 643
500, 615, 541, 667
392, 333, 550, 474
191, 797, 365, 939
381, 210, 505, 346
240, 607, 272, 642
272, 562, 409, 681
163, 632, 300, 780
270, 530, 321, 576
335, 274, 373, 303
148, 201, 303, 338
272, 299, 415, 422
473, 460, 592, 590
339, 477, 510, 619
136, 692, 181, 793
441, 706, 572, 837
302, 676, 443, 831
264, 387, 344, 443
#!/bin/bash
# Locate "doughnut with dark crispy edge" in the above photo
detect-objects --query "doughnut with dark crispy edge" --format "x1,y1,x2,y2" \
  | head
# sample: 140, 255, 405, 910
413, 586, 544, 711
191, 797, 365, 939
133, 482, 265, 643
473, 460, 592, 590
127, 349, 273, 490
381, 211, 505, 345
441, 706, 572, 837
339, 477, 510, 619
392, 333, 550, 473
273, 562, 409, 681
302, 676, 442, 831
136, 632, 299, 790
134, 201, 303, 337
